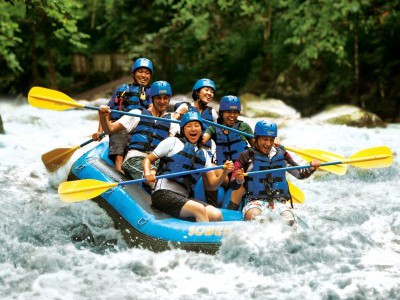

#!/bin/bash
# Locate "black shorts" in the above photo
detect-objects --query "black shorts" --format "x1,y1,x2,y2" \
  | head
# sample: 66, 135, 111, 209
109, 132, 130, 157
152, 189, 208, 219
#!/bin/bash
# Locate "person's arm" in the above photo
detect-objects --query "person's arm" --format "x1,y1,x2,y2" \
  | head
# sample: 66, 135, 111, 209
98, 105, 125, 134
203, 159, 234, 188
92, 121, 104, 141
211, 109, 219, 122
230, 152, 248, 190
202, 133, 212, 145
202, 124, 216, 145
285, 152, 320, 179
168, 122, 180, 137
239, 122, 255, 147
143, 153, 158, 183
173, 103, 189, 120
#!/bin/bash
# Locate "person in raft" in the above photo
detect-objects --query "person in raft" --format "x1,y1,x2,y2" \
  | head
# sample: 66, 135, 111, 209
142, 111, 234, 222
201, 95, 254, 206
173, 78, 219, 152
92, 57, 154, 174
228, 120, 321, 225
98, 81, 180, 180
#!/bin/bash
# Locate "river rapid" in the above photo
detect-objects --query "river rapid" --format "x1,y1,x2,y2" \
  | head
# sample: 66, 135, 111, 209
0, 99, 399, 300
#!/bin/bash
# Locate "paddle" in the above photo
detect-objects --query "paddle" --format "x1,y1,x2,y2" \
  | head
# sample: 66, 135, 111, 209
283, 146, 347, 175
244, 146, 392, 177
41, 133, 107, 172
28, 86, 181, 124
27, 87, 361, 176
202, 119, 351, 176
58, 165, 226, 203
28, 87, 374, 175
288, 181, 305, 204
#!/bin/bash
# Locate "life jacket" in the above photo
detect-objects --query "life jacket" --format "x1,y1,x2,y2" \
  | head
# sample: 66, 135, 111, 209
174, 102, 214, 128
108, 84, 150, 120
157, 138, 207, 191
128, 110, 172, 151
214, 121, 249, 164
246, 148, 290, 201
189, 105, 214, 128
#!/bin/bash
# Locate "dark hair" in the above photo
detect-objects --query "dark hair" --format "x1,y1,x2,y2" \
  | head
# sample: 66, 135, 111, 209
192, 89, 199, 101
180, 124, 203, 147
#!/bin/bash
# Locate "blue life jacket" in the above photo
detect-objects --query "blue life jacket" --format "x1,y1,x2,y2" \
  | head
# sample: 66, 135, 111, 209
246, 148, 290, 201
174, 102, 214, 127
128, 110, 172, 151
157, 138, 207, 191
189, 106, 214, 127
214, 121, 249, 164
108, 84, 150, 120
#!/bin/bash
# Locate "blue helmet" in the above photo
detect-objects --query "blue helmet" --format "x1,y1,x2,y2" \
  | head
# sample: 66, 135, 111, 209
219, 95, 241, 112
131, 58, 153, 74
180, 111, 204, 130
150, 81, 172, 98
254, 121, 278, 137
192, 78, 216, 93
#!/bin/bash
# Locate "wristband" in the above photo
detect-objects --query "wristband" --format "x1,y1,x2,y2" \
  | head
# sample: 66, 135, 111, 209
236, 178, 245, 185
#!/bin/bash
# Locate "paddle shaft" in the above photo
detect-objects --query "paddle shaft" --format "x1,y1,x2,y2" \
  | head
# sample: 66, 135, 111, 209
80, 132, 107, 147
202, 119, 254, 139
91, 105, 253, 136
245, 154, 390, 176
84, 105, 181, 124
116, 165, 224, 187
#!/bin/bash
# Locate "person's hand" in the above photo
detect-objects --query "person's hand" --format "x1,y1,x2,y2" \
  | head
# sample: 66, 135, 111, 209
179, 106, 189, 116
309, 159, 321, 171
223, 160, 234, 173
144, 172, 156, 183
235, 168, 245, 183
274, 136, 281, 147
98, 105, 111, 117
92, 132, 103, 141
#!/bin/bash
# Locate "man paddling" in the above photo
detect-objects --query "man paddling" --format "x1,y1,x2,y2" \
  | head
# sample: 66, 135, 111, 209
98, 81, 180, 180
228, 120, 321, 225
93, 57, 154, 174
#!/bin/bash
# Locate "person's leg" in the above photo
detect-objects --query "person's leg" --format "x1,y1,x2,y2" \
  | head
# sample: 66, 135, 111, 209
206, 205, 222, 221
244, 207, 262, 221
228, 185, 246, 210
152, 190, 209, 222
180, 200, 209, 222
122, 156, 145, 179
122, 155, 158, 180
114, 155, 125, 174
202, 169, 224, 206
109, 132, 129, 174
277, 202, 295, 226
242, 200, 265, 221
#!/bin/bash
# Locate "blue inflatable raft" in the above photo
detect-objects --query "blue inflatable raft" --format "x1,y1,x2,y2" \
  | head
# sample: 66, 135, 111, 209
68, 139, 244, 253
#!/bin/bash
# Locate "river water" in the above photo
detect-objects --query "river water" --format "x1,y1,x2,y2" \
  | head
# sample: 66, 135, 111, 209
0, 99, 399, 299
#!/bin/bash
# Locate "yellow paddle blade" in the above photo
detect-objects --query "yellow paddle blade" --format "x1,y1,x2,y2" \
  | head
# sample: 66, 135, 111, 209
58, 179, 118, 203
41, 146, 80, 172
345, 146, 393, 169
288, 181, 305, 204
28, 87, 84, 111
284, 146, 347, 175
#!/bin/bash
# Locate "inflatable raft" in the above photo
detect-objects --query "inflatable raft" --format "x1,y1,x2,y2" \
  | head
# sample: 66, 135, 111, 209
68, 139, 243, 254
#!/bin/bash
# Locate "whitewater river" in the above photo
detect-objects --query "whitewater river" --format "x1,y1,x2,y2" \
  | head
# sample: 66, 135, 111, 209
0, 99, 399, 299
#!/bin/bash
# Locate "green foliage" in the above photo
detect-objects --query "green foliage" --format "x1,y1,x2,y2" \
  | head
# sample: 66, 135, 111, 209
1, 0, 399, 120
0, 3, 24, 90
